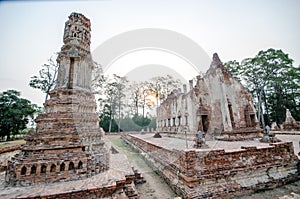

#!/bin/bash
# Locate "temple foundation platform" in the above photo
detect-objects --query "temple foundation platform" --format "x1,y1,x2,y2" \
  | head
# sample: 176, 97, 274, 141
122, 132, 300, 199
0, 152, 138, 199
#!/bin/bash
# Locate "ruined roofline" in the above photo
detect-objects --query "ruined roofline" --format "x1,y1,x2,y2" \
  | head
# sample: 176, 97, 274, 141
191, 52, 252, 94
207, 53, 254, 94
204, 53, 233, 79
162, 53, 234, 102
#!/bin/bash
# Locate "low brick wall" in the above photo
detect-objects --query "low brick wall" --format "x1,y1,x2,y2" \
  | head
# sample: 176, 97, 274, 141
122, 134, 300, 198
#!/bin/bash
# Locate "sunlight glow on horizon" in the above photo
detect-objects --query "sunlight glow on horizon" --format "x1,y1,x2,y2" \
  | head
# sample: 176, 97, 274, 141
104, 49, 202, 83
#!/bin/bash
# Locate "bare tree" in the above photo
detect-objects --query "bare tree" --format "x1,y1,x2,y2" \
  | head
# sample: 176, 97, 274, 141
29, 54, 59, 102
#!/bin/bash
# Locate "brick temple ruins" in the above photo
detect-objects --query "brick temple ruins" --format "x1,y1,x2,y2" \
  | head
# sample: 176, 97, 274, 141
6, 12, 109, 186
157, 53, 262, 141
282, 109, 300, 131
3, 13, 139, 198
1, 12, 299, 199
122, 54, 300, 198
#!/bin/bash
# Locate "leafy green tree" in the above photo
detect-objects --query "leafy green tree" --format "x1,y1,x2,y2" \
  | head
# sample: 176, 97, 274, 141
223, 60, 242, 82
132, 115, 151, 127
95, 74, 128, 133
266, 64, 300, 124
29, 54, 58, 102
114, 75, 128, 132
96, 74, 180, 132
99, 104, 118, 132
118, 115, 156, 132
224, 48, 298, 126
0, 90, 37, 141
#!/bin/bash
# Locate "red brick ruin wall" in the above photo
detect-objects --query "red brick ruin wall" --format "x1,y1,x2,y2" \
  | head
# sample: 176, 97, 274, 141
157, 54, 261, 141
122, 134, 300, 198
180, 142, 298, 178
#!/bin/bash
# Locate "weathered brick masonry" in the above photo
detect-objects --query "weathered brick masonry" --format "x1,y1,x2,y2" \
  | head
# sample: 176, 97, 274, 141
2, 13, 142, 198
5, 12, 109, 186
122, 134, 299, 198
157, 54, 262, 141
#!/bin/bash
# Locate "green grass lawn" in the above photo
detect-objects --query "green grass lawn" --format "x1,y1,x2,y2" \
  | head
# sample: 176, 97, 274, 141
106, 135, 130, 150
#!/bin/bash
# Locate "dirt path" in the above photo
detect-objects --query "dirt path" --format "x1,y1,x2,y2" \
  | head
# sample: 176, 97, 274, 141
106, 135, 178, 199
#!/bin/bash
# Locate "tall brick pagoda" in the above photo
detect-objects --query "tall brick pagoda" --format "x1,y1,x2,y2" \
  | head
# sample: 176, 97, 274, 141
6, 13, 109, 186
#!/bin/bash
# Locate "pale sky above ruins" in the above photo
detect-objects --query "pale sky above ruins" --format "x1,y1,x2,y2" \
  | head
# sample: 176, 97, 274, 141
0, 0, 299, 106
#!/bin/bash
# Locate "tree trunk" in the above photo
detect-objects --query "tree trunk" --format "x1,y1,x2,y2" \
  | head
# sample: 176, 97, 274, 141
276, 86, 284, 124
45, 92, 49, 103
109, 116, 112, 133
118, 98, 121, 133
135, 97, 139, 116
262, 89, 270, 125
256, 90, 261, 127
109, 98, 113, 133
5, 125, 11, 141
142, 94, 145, 118
156, 93, 159, 130
259, 89, 265, 128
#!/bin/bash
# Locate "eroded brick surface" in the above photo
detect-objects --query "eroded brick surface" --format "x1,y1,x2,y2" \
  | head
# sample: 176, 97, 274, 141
157, 53, 262, 141
5, 12, 109, 187
1, 153, 139, 199
122, 133, 300, 198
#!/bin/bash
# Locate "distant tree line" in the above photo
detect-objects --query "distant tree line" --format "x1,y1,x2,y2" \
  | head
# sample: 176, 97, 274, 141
0, 90, 39, 141
224, 48, 300, 127
93, 74, 181, 133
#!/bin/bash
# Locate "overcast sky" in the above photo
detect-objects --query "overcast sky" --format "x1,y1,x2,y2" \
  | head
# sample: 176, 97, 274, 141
0, 0, 299, 106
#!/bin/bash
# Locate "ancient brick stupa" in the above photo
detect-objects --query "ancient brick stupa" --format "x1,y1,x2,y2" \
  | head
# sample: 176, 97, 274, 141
6, 13, 109, 186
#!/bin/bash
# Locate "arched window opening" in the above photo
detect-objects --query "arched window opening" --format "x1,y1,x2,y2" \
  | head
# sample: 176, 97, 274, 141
21, 166, 27, 175
69, 162, 75, 170
60, 163, 65, 171
30, 165, 36, 174
50, 164, 56, 172
41, 165, 47, 174
78, 161, 83, 169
